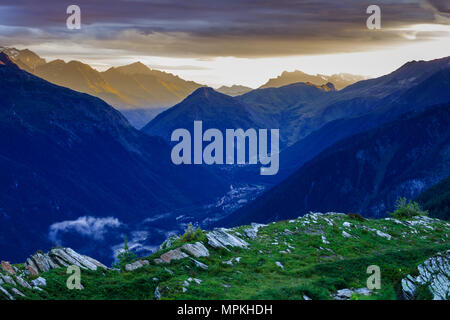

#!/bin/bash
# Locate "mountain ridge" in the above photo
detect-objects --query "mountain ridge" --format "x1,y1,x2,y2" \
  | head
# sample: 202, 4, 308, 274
0, 47, 204, 127
260, 70, 366, 90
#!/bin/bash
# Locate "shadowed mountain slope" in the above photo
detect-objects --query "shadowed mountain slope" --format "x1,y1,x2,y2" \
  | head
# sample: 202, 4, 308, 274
223, 103, 450, 226
0, 53, 226, 262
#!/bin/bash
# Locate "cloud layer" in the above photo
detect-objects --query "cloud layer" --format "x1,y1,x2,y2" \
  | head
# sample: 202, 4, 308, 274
1, 0, 448, 58
48, 216, 122, 244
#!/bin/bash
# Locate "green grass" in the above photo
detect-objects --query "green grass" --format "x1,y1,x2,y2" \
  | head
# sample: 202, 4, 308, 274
3, 213, 449, 300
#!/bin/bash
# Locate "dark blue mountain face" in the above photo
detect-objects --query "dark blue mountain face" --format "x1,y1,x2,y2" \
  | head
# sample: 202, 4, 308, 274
142, 86, 269, 145
276, 65, 450, 181
0, 53, 227, 263
222, 103, 450, 226
143, 57, 450, 183
142, 83, 335, 148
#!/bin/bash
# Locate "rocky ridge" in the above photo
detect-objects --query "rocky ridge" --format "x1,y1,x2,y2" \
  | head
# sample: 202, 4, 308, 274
401, 250, 449, 300
0, 248, 107, 300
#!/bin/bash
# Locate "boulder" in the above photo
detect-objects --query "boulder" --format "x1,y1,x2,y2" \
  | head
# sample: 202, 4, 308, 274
0, 286, 14, 300
31, 277, 47, 287
28, 253, 52, 273
401, 275, 416, 300
333, 288, 354, 300
24, 247, 108, 274
206, 228, 249, 250
375, 230, 392, 240
333, 288, 372, 300
342, 231, 352, 238
190, 258, 208, 270
26, 265, 39, 276
49, 248, 104, 270
11, 288, 25, 297
0, 274, 16, 286
243, 223, 267, 239
160, 248, 189, 263
1, 261, 16, 275
15, 276, 31, 289
125, 260, 149, 272
181, 242, 210, 257
154, 286, 161, 300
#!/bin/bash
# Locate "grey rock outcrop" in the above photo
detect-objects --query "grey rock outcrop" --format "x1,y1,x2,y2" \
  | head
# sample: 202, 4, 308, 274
159, 248, 189, 263
206, 228, 249, 250
24, 247, 108, 275
31, 277, 47, 287
181, 242, 210, 257
154, 286, 161, 300
333, 288, 372, 300
243, 223, 267, 239
15, 276, 31, 289
125, 260, 149, 272
1, 261, 16, 275
401, 250, 449, 300
0, 274, 16, 286
191, 258, 208, 270
0, 286, 14, 300
11, 288, 25, 297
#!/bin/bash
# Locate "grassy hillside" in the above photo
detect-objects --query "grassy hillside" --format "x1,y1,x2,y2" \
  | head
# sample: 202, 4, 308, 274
3, 212, 448, 300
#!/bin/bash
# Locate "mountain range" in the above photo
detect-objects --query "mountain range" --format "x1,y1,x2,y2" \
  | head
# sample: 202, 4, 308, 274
0, 47, 368, 130
216, 85, 253, 96
0, 47, 204, 127
259, 70, 366, 90
146, 56, 450, 163
143, 56, 450, 227
0, 53, 226, 263
223, 103, 450, 226
144, 82, 337, 148
1, 46, 449, 266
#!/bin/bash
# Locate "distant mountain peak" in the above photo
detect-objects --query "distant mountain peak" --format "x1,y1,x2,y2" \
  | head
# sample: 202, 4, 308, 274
189, 86, 219, 98
113, 61, 153, 75
0, 47, 46, 71
216, 84, 253, 96
260, 70, 365, 90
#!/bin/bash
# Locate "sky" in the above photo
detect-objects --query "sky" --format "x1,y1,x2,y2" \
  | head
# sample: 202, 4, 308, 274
0, 0, 449, 88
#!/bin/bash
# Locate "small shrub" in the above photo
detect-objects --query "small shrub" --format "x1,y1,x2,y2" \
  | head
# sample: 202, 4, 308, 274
389, 198, 429, 219
179, 223, 206, 243
114, 235, 138, 270
347, 213, 366, 222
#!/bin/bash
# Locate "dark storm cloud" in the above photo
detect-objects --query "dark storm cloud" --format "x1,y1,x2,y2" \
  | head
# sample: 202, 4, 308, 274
0, 0, 448, 57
